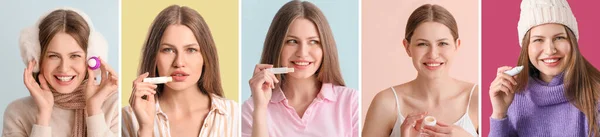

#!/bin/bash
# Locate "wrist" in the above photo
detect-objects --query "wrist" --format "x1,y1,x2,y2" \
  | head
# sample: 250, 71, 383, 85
86, 101, 103, 116
36, 111, 52, 126
491, 111, 507, 119
138, 126, 153, 136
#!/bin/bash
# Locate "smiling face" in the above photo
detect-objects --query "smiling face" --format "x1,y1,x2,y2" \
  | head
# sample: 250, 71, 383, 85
404, 22, 459, 79
41, 32, 87, 93
156, 24, 204, 91
279, 17, 324, 79
527, 23, 572, 80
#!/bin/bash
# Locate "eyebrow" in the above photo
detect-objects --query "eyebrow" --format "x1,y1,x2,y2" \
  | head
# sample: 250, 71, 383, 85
531, 32, 566, 38
160, 43, 199, 48
286, 35, 320, 40
46, 51, 84, 55
415, 38, 449, 42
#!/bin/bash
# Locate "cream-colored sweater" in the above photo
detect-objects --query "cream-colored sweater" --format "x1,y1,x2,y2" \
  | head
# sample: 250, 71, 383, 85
2, 93, 119, 137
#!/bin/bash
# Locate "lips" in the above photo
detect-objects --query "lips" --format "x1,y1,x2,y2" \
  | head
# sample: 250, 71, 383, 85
540, 57, 562, 67
291, 60, 313, 70
54, 74, 75, 85
423, 61, 444, 70
170, 70, 190, 82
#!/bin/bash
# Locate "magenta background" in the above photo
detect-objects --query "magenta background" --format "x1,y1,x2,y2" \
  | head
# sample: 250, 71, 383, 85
482, 0, 600, 136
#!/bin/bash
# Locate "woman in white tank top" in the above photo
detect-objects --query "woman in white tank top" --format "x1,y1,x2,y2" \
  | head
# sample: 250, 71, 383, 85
362, 4, 479, 137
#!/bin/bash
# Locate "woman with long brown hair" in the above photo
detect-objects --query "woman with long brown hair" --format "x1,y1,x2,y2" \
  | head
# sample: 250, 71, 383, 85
3, 8, 119, 137
488, 0, 600, 136
122, 5, 239, 137
362, 4, 479, 137
241, 1, 358, 136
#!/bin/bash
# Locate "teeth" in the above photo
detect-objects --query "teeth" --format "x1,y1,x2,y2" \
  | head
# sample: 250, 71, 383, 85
425, 63, 441, 67
293, 62, 310, 66
543, 59, 558, 63
175, 74, 183, 76
57, 76, 74, 81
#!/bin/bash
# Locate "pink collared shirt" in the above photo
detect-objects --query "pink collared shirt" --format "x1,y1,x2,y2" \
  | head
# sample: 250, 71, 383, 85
242, 83, 358, 137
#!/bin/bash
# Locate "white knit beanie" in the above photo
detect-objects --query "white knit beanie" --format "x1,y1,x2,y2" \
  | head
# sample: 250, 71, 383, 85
19, 7, 108, 73
517, 0, 578, 47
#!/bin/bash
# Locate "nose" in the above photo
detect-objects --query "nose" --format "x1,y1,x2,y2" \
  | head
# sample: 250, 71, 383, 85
58, 59, 69, 72
172, 52, 186, 68
294, 42, 309, 57
543, 40, 557, 55
426, 45, 440, 59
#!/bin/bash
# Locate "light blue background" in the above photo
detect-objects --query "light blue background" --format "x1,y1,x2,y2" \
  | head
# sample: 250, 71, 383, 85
0, 0, 119, 126
241, 0, 359, 102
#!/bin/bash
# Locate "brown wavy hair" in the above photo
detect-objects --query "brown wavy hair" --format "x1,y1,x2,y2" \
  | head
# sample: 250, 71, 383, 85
138, 5, 223, 97
515, 25, 600, 137
260, 0, 345, 86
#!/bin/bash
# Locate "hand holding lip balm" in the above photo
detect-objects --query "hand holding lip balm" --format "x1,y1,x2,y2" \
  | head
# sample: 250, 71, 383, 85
504, 66, 524, 76
267, 67, 294, 74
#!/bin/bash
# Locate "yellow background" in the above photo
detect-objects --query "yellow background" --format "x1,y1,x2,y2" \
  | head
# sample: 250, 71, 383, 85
121, 0, 239, 106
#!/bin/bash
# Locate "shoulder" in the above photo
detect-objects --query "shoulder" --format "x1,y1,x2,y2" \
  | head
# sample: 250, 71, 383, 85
370, 86, 399, 115
5, 96, 37, 117
211, 95, 240, 116
327, 83, 358, 100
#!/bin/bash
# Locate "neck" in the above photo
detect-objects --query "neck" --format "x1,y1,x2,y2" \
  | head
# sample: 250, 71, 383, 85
159, 85, 210, 114
282, 75, 321, 102
411, 74, 458, 104
539, 73, 555, 83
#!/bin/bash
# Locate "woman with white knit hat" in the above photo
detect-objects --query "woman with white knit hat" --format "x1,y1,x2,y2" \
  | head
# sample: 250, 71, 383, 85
3, 8, 119, 137
488, 0, 600, 136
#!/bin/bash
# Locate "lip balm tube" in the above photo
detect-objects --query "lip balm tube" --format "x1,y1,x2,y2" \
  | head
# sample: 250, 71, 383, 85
88, 56, 101, 70
143, 76, 173, 84
504, 66, 524, 76
267, 67, 294, 74
421, 116, 437, 128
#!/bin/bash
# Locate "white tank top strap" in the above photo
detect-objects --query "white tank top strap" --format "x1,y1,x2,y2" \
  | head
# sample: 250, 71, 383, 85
389, 87, 403, 137
465, 84, 477, 112
391, 87, 402, 117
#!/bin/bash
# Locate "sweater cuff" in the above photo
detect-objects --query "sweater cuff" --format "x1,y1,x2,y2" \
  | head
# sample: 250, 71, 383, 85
86, 113, 109, 135
30, 124, 51, 137
489, 116, 511, 137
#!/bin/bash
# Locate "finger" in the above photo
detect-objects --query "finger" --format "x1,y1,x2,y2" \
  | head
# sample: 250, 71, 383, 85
424, 125, 452, 134
422, 128, 446, 137
98, 57, 118, 77
498, 73, 518, 85
87, 68, 96, 85
134, 72, 150, 84
135, 87, 157, 94
498, 79, 514, 92
253, 64, 274, 75
38, 74, 50, 91
98, 59, 107, 84
267, 71, 279, 83
136, 82, 158, 89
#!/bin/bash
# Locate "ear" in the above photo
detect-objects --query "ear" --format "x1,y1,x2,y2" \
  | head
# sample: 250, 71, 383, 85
403, 39, 412, 57
455, 38, 461, 51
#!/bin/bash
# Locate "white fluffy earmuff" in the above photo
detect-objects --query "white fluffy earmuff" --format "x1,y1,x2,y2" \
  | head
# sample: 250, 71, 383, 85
19, 7, 108, 73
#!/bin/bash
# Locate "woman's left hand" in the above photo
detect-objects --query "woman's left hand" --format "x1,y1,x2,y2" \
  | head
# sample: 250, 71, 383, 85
421, 121, 473, 137
85, 57, 118, 116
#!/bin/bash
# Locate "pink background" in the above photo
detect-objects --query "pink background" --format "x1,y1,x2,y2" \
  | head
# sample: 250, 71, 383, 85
361, 0, 479, 129
482, 0, 600, 136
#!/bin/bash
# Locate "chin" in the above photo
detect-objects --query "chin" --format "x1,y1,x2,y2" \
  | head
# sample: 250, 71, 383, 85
165, 82, 196, 91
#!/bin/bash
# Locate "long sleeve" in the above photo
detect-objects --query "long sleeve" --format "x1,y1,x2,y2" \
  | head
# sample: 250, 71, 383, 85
86, 92, 119, 137
241, 99, 254, 137
351, 90, 358, 137
489, 117, 516, 137
2, 97, 50, 137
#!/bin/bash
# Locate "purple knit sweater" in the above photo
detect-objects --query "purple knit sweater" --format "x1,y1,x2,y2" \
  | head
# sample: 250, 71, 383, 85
489, 74, 591, 137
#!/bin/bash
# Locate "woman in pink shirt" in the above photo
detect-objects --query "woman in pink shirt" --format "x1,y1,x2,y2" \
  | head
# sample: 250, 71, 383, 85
241, 1, 358, 137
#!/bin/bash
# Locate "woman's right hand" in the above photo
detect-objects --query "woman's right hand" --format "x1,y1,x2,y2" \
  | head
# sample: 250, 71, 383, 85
248, 64, 279, 109
129, 72, 156, 136
23, 60, 54, 126
400, 112, 427, 137
489, 66, 518, 119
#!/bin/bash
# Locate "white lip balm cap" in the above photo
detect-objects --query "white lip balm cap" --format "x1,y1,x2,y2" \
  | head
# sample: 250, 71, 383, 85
504, 66, 524, 76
